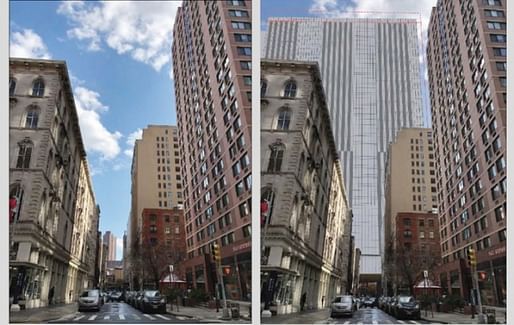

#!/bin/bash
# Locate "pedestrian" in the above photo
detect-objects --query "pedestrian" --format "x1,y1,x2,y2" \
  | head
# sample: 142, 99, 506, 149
321, 296, 325, 308
300, 292, 307, 311
48, 286, 55, 305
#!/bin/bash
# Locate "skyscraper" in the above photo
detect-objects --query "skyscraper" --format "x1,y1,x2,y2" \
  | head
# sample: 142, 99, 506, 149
265, 17, 424, 281
103, 231, 117, 262
126, 125, 184, 289
172, 1, 252, 300
427, 0, 506, 306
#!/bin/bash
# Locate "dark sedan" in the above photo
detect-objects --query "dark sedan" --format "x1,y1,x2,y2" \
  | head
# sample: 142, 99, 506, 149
394, 295, 421, 320
139, 290, 167, 314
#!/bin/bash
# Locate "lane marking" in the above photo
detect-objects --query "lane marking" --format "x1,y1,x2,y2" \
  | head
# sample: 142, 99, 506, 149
397, 321, 406, 324
88, 315, 97, 320
343, 321, 350, 324
143, 314, 156, 320
119, 314, 125, 320
155, 314, 171, 320
372, 321, 378, 324
73, 315, 85, 321
132, 314, 141, 320
104, 315, 110, 320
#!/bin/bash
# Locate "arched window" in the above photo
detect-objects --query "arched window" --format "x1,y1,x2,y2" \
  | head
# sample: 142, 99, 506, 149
25, 107, 39, 128
9, 78, 16, 96
267, 143, 285, 173
276, 109, 292, 130
32, 79, 45, 97
284, 80, 297, 98
16, 140, 33, 169
261, 80, 267, 97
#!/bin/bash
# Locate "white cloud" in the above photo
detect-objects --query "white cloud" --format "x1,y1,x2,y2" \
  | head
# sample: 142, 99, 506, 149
73, 86, 122, 160
10, 29, 51, 59
126, 128, 143, 146
57, 1, 180, 73
124, 128, 143, 158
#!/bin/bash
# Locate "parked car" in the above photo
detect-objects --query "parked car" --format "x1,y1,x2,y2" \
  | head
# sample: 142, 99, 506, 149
330, 295, 356, 318
78, 289, 102, 312
139, 290, 167, 313
393, 295, 421, 320
135, 291, 145, 309
386, 296, 397, 315
110, 291, 122, 302
363, 297, 377, 308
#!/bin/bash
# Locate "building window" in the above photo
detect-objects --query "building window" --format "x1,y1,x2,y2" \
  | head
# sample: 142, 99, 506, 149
487, 21, 506, 30
493, 48, 507, 57
498, 229, 506, 242
240, 61, 251, 70
403, 230, 412, 238
228, 0, 246, 5
495, 205, 506, 221
267, 144, 285, 173
234, 33, 252, 42
496, 62, 506, 71
499, 77, 506, 88
239, 201, 250, 218
242, 225, 251, 238
32, 79, 45, 97
261, 80, 267, 97
276, 109, 291, 130
229, 9, 249, 17
420, 231, 425, 239
25, 107, 39, 128
150, 225, 157, 233
490, 34, 506, 42
236, 47, 252, 55
403, 218, 411, 226
16, 141, 33, 169
284, 80, 297, 98
9, 78, 16, 96
231, 22, 251, 30
485, 9, 505, 17
243, 76, 252, 86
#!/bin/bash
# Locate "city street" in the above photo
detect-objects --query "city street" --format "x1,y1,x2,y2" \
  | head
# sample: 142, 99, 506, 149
48, 302, 195, 323
322, 308, 442, 324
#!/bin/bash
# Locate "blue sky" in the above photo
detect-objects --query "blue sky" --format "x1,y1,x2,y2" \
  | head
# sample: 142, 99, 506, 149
10, 1, 182, 259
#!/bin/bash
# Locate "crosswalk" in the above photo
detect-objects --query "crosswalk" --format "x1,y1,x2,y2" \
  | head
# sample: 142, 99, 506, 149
325, 320, 430, 324
64, 313, 172, 322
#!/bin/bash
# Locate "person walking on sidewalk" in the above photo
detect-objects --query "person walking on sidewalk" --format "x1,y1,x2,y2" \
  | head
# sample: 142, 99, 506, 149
300, 292, 307, 311
48, 286, 55, 305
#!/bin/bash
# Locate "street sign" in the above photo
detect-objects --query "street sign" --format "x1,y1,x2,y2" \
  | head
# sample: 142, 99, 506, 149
423, 270, 428, 279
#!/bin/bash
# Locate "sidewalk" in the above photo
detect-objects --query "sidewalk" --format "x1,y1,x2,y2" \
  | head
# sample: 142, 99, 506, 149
261, 308, 330, 324
166, 303, 251, 323
9, 303, 78, 323
421, 307, 506, 324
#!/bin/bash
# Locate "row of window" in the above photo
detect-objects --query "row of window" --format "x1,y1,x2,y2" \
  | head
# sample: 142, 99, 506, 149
9, 78, 45, 97
261, 80, 297, 98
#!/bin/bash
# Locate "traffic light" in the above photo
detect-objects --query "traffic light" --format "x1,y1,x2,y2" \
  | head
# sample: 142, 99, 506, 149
478, 271, 487, 281
467, 248, 477, 267
222, 266, 232, 276
212, 243, 221, 263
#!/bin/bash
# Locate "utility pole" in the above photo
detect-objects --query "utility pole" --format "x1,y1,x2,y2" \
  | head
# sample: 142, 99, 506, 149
467, 248, 485, 323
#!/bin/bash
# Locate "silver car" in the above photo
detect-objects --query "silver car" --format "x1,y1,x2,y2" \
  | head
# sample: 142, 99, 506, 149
78, 289, 101, 312
330, 295, 356, 318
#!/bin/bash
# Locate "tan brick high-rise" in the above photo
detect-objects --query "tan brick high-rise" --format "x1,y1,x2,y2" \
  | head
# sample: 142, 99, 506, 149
172, 0, 252, 300
126, 125, 186, 289
427, 0, 506, 306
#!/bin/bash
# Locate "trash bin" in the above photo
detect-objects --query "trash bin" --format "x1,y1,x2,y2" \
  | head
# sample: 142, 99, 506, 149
231, 304, 240, 319
486, 310, 496, 324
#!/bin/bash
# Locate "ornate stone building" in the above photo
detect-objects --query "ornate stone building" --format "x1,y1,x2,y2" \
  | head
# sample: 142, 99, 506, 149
261, 59, 352, 315
9, 58, 99, 309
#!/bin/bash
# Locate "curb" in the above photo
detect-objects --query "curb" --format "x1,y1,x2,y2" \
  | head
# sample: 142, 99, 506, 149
421, 317, 449, 324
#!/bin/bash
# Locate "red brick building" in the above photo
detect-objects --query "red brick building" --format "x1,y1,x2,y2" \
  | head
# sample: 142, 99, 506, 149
392, 212, 442, 295
141, 208, 186, 284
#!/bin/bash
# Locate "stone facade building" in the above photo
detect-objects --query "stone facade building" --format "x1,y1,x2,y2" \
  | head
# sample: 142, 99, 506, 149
261, 59, 352, 315
427, 0, 506, 306
9, 58, 99, 309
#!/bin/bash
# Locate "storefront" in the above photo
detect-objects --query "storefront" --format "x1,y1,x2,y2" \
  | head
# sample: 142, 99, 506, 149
9, 262, 46, 309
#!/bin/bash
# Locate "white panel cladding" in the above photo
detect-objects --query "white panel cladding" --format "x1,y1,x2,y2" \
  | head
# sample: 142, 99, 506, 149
295, 21, 323, 62
266, 18, 424, 276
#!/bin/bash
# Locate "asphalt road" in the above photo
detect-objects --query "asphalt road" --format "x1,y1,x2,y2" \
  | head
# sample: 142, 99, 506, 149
322, 307, 442, 324
48, 301, 195, 323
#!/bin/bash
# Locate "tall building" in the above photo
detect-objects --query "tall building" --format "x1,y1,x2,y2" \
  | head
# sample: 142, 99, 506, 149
260, 60, 352, 315
127, 125, 184, 289
9, 58, 99, 308
427, 0, 506, 306
103, 231, 117, 262
172, 0, 252, 301
264, 17, 424, 281
383, 128, 439, 294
